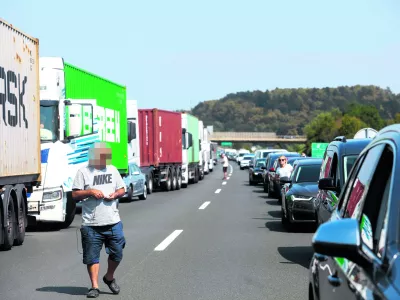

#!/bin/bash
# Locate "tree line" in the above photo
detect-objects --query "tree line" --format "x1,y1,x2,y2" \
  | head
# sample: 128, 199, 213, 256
188, 85, 400, 154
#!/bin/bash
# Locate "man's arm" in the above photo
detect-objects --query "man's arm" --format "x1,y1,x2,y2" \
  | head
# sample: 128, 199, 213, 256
72, 189, 94, 201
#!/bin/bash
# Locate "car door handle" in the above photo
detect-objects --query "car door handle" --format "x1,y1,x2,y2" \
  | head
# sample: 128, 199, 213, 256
315, 253, 327, 262
327, 275, 342, 287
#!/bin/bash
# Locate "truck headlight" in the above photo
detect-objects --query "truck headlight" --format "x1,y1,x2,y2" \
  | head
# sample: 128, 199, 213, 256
291, 195, 313, 201
43, 190, 63, 202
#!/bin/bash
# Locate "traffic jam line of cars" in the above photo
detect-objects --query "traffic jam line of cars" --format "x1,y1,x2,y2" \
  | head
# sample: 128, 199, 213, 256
236, 126, 400, 299
153, 164, 233, 252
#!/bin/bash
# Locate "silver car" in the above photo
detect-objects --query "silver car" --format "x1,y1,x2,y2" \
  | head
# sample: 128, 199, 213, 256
123, 163, 147, 200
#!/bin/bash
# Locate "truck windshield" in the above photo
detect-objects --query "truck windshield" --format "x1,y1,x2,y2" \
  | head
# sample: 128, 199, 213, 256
40, 104, 59, 142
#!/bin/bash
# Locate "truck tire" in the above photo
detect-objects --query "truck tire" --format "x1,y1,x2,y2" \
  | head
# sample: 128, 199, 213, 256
61, 193, 76, 229
1, 188, 16, 251
194, 167, 199, 184
163, 170, 172, 191
171, 169, 177, 191
176, 170, 182, 190
147, 174, 153, 194
13, 185, 26, 246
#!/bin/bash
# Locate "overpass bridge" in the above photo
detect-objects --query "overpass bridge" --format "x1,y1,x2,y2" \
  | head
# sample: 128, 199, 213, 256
209, 132, 307, 143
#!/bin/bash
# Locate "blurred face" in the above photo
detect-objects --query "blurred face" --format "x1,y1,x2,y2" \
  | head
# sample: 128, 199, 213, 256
89, 142, 112, 169
278, 156, 287, 167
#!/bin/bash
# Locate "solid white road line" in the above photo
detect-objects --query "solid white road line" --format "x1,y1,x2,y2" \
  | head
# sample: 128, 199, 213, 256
215, 189, 222, 194
199, 201, 211, 210
229, 164, 233, 174
154, 230, 183, 251
222, 182, 227, 185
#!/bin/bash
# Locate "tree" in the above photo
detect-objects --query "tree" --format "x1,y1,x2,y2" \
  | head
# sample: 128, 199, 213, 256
346, 104, 385, 130
304, 111, 339, 153
339, 115, 367, 137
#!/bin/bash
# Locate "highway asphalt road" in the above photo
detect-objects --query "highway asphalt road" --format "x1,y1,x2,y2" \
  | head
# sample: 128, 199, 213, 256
0, 163, 315, 300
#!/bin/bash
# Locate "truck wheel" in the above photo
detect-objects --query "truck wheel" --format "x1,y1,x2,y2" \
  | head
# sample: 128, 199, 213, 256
14, 185, 26, 246
139, 183, 147, 200
61, 193, 76, 229
147, 175, 153, 194
176, 170, 182, 190
163, 170, 172, 191
171, 169, 177, 191
193, 168, 199, 184
1, 190, 16, 251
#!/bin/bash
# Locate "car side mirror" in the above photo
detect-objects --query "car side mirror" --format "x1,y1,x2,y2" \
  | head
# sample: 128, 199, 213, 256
280, 177, 291, 184
269, 167, 275, 172
312, 218, 370, 269
318, 177, 336, 191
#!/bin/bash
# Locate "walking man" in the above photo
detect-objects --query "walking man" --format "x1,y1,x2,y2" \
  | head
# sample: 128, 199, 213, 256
72, 142, 127, 298
222, 153, 229, 180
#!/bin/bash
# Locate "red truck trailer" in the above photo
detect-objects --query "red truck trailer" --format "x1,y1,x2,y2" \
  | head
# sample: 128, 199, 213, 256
138, 109, 183, 191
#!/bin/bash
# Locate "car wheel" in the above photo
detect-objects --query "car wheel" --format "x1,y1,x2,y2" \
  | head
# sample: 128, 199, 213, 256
139, 183, 147, 200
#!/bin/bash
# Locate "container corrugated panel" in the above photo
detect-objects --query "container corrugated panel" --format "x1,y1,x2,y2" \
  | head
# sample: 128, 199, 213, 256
186, 113, 199, 163
139, 109, 182, 167
64, 62, 128, 172
0, 19, 41, 184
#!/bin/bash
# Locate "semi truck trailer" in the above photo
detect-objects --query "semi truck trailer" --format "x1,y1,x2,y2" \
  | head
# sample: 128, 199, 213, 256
138, 109, 183, 192
30, 56, 129, 228
0, 19, 41, 250
181, 113, 200, 187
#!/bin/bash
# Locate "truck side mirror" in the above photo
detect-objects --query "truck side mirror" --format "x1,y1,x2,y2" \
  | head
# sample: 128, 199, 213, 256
127, 121, 136, 142
188, 133, 193, 148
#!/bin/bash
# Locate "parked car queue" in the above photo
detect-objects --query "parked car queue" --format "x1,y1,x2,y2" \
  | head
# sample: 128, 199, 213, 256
240, 124, 400, 299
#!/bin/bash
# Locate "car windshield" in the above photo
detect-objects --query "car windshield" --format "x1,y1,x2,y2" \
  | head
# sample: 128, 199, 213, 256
243, 157, 252, 160
239, 153, 246, 157
343, 155, 358, 183
256, 161, 265, 167
295, 165, 321, 183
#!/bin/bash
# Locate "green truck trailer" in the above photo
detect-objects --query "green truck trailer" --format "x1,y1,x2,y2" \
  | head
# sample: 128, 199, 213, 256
30, 57, 128, 228
181, 113, 200, 186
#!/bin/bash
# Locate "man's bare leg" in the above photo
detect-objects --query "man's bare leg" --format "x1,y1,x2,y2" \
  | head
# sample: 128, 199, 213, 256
87, 263, 100, 288
105, 257, 120, 281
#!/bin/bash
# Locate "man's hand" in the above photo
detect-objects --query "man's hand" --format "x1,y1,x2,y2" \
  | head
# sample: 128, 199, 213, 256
104, 192, 116, 201
91, 189, 105, 199
104, 188, 125, 202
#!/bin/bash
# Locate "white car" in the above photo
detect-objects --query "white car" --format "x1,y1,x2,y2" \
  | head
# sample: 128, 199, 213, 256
240, 155, 255, 169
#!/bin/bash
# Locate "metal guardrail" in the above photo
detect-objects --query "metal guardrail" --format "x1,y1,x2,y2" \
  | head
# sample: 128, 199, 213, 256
209, 132, 307, 142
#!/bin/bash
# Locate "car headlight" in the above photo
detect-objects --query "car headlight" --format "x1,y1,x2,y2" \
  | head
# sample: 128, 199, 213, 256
254, 172, 258, 175
43, 190, 63, 202
291, 195, 313, 201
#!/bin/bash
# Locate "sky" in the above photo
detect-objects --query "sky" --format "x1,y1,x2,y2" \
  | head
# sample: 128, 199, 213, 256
2, 0, 400, 110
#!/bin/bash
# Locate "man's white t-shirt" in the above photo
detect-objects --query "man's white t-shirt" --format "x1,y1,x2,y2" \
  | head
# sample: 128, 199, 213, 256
223, 156, 229, 167
276, 164, 293, 178
72, 165, 126, 226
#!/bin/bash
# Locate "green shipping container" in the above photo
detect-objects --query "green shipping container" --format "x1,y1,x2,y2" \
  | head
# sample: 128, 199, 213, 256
64, 62, 128, 172
186, 113, 199, 164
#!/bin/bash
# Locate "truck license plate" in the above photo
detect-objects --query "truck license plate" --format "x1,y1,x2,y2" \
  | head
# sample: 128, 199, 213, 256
28, 202, 40, 213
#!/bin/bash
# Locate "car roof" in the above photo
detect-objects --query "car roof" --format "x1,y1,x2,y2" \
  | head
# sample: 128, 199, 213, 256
270, 152, 301, 159
328, 138, 371, 157
295, 158, 323, 166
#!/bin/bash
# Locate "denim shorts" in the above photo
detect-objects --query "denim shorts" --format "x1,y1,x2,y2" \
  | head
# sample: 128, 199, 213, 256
80, 221, 126, 265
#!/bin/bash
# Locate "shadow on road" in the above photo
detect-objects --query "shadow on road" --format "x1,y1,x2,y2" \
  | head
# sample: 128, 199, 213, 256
264, 199, 280, 206
265, 221, 316, 233
268, 210, 281, 218
277, 246, 314, 269
36, 286, 113, 296
252, 189, 264, 194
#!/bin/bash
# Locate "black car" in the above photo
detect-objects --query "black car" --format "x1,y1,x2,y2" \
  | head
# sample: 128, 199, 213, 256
314, 137, 371, 226
309, 125, 399, 299
249, 158, 266, 185
280, 158, 323, 230
263, 152, 301, 197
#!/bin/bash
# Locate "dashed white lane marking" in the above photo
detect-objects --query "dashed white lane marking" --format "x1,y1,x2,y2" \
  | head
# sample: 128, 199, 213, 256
199, 201, 211, 210
154, 230, 183, 251
215, 189, 222, 194
227, 177, 230, 180
222, 182, 227, 185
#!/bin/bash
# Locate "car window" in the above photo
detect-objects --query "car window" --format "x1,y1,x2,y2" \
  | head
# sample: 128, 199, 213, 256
295, 165, 321, 183
343, 155, 358, 183
342, 145, 384, 219
129, 164, 134, 175
320, 150, 333, 179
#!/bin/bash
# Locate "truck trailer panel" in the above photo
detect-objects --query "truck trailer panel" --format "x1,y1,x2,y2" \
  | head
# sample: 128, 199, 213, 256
0, 19, 41, 185
63, 62, 128, 172
186, 113, 199, 163
139, 109, 182, 167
